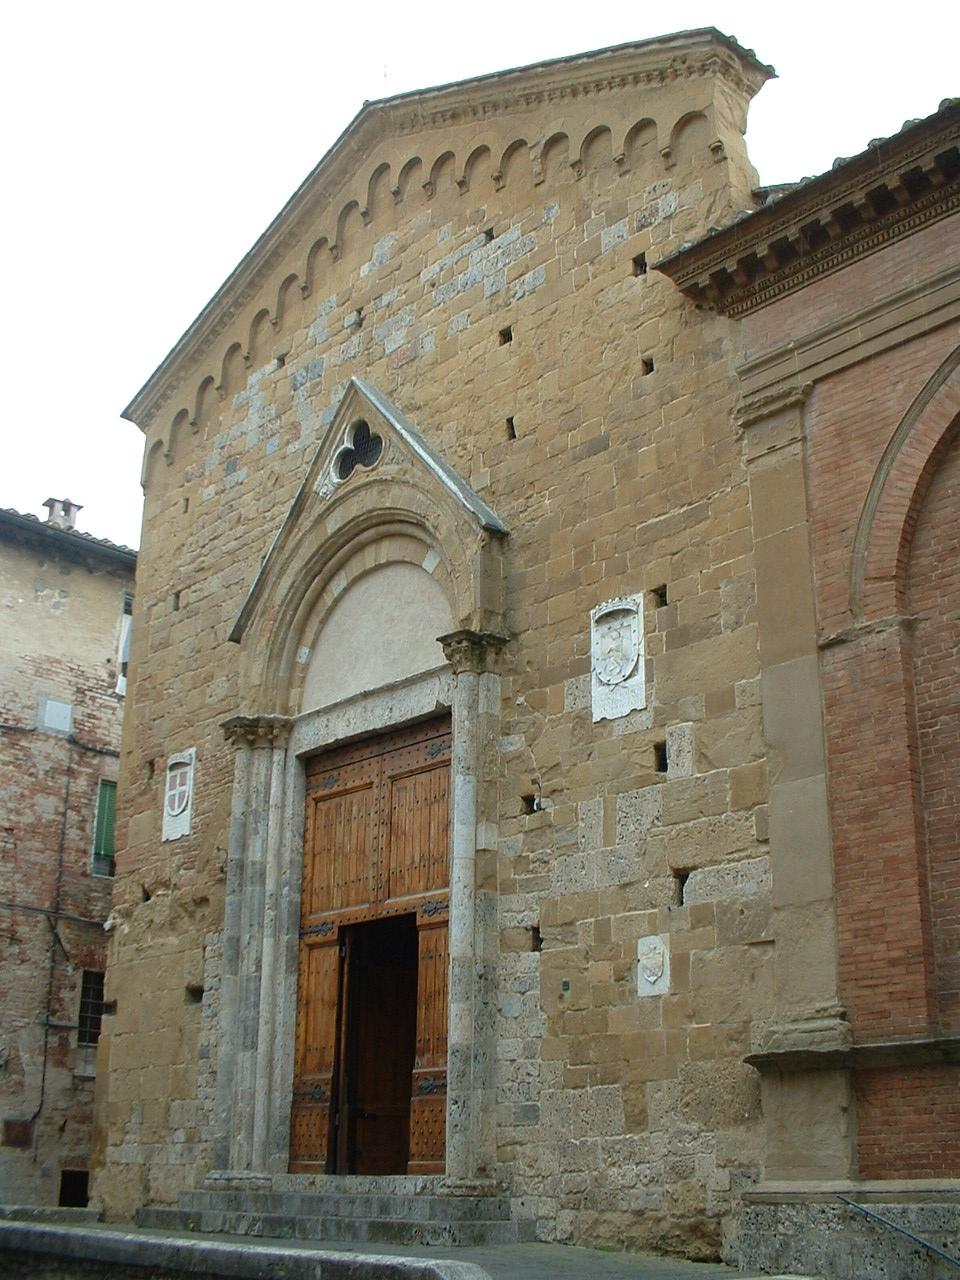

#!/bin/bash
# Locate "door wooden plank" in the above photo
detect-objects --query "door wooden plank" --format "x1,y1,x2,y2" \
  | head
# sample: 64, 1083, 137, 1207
289, 936, 340, 1171
408, 919, 448, 1174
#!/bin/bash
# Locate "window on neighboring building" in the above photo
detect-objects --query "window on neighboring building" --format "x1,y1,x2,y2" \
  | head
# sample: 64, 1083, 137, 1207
78, 971, 105, 1047
91, 780, 116, 877
116, 592, 133, 696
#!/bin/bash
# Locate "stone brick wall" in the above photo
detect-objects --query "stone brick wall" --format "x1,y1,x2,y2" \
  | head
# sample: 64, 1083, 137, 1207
100, 39, 779, 1255
0, 527, 133, 1204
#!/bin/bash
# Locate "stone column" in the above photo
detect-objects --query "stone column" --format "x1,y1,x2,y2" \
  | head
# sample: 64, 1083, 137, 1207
213, 714, 291, 1178
439, 629, 508, 1189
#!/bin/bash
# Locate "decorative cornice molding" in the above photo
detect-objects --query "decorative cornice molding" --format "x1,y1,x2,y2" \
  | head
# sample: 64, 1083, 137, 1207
122, 29, 772, 430
439, 628, 510, 674
221, 714, 293, 748
656, 102, 960, 317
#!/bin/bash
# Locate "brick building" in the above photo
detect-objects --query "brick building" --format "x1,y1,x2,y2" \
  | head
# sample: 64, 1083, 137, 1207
0, 500, 136, 1206
95, 28, 959, 1278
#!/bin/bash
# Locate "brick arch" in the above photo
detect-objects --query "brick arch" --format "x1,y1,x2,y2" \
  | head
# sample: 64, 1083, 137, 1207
850, 345, 960, 622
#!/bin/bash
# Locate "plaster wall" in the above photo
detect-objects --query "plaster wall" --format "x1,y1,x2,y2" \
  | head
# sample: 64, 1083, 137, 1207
0, 532, 132, 1203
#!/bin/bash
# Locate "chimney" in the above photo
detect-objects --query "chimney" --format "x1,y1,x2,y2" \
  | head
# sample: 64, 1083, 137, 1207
43, 498, 83, 531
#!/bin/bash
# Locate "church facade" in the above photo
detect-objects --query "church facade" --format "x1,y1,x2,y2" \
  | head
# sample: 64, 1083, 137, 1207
94, 29, 960, 1275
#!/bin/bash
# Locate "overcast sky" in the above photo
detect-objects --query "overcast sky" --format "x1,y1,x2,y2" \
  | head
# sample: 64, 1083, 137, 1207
0, 1, 952, 549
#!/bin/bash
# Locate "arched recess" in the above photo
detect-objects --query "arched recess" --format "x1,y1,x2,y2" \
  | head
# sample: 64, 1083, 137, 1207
230, 377, 508, 715
245, 308, 272, 366
670, 110, 711, 170
364, 162, 392, 221
141, 437, 165, 492
622, 119, 658, 176
165, 408, 189, 465
425, 151, 456, 198
302, 238, 328, 298
461, 145, 493, 194
903, 410, 960, 1028
394, 156, 423, 204
850, 347, 960, 622
540, 132, 571, 184
498, 138, 530, 189
192, 375, 217, 430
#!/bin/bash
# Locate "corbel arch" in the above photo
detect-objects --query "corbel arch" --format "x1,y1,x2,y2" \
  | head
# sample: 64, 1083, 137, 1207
850, 346, 960, 622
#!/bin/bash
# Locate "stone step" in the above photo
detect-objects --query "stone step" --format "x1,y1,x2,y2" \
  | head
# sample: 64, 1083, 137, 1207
137, 1205, 536, 1247
0, 1205, 100, 1224
178, 1189, 513, 1221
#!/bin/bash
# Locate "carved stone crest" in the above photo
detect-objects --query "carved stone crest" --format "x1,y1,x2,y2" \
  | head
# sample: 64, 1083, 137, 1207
636, 935, 669, 997
594, 603, 641, 686
590, 595, 646, 722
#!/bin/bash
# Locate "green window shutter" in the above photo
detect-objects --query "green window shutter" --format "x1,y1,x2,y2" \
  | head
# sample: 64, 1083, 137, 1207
93, 781, 116, 875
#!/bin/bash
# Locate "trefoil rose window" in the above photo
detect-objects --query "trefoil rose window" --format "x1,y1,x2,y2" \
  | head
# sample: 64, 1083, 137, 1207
334, 420, 383, 483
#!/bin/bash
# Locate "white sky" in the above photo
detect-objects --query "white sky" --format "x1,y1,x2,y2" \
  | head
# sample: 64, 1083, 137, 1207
0, 1, 953, 550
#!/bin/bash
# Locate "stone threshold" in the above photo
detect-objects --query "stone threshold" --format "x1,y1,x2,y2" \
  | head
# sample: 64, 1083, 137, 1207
743, 1178, 960, 1205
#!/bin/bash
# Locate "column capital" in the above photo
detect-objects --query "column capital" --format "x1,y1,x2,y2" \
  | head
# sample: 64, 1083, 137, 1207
438, 629, 509, 675
221, 713, 292, 749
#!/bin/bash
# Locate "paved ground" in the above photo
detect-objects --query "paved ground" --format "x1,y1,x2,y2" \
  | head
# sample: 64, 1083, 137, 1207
111, 1223, 808, 1278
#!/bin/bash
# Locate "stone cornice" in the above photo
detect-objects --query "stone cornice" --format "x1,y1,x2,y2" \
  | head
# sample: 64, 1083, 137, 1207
656, 101, 960, 316
122, 29, 772, 431
746, 1032, 960, 1073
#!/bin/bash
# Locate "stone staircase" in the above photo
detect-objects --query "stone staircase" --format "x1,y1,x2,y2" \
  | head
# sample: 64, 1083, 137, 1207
136, 1174, 537, 1247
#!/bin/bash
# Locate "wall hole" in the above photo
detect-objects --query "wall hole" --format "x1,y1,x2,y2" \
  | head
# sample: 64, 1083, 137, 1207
58, 1170, 89, 1208
275, 352, 287, 368
145, 759, 155, 780
521, 793, 541, 815
652, 584, 668, 608
172, 591, 181, 612
102, 1001, 117, 1017
654, 741, 668, 773
484, 227, 495, 242
182, 496, 189, 514
530, 925, 543, 953
185, 985, 204, 1005
499, 325, 513, 345
141, 885, 152, 902
632, 253, 647, 276
506, 416, 517, 440
674, 869, 691, 906
642, 356, 655, 376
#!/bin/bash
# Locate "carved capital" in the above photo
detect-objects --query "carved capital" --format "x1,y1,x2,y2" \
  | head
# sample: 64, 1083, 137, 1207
221, 714, 292, 749
438, 629, 509, 675
735, 380, 813, 431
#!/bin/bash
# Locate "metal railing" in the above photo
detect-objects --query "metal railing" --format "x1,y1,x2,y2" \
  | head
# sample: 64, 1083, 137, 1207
836, 1194, 960, 1270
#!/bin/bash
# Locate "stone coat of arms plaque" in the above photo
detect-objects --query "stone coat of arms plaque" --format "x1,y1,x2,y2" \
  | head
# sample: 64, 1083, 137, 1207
590, 595, 646, 722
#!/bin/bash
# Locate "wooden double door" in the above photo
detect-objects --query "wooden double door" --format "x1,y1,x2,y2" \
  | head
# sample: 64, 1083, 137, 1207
289, 716, 451, 1175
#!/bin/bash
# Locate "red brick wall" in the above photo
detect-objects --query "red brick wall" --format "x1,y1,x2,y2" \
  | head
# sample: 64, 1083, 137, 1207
906, 423, 960, 1029
748, 219, 960, 1177
856, 1065, 960, 1178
